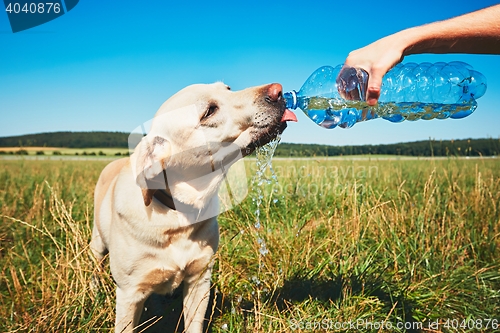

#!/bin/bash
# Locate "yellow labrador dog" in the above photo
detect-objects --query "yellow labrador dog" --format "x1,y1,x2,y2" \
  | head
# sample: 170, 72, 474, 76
91, 82, 297, 332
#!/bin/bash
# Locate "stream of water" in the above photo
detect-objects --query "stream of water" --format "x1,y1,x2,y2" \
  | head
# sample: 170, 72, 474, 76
251, 133, 282, 257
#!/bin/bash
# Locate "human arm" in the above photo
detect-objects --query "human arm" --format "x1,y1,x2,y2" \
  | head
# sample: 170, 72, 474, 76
340, 4, 500, 106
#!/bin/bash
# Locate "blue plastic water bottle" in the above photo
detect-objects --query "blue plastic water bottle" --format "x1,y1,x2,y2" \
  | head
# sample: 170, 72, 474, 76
283, 62, 487, 129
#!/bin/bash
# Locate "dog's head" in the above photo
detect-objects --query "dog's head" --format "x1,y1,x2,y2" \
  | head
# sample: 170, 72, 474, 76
131, 82, 297, 209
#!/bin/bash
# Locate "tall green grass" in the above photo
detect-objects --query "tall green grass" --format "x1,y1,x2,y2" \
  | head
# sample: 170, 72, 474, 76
1, 157, 499, 332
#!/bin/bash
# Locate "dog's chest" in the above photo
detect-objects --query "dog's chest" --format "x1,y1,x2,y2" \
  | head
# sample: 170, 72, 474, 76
137, 238, 208, 294
136, 222, 218, 295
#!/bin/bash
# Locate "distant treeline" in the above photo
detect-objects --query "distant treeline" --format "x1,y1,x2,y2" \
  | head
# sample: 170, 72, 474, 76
275, 139, 500, 157
0, 131, 130, 148
0, 132, 498, 157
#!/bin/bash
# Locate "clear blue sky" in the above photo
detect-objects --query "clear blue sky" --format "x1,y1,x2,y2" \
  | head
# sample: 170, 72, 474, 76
1, 0, 499, 146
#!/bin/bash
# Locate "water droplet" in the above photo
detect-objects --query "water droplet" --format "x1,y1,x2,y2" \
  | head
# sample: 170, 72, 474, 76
251, 276, 261, 285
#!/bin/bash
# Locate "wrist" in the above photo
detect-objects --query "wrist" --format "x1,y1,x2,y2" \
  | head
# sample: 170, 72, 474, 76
396, 27, 424, 57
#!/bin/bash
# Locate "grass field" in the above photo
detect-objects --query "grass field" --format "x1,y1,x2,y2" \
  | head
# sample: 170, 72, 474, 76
1, 156, 499, 332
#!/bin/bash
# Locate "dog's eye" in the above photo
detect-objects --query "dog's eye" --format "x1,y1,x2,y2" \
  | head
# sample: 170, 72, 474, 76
202, 103, 218, 120
226, 86, 231, 91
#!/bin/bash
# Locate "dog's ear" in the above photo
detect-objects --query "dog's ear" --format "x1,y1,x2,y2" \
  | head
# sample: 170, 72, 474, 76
132, 136, 171, 206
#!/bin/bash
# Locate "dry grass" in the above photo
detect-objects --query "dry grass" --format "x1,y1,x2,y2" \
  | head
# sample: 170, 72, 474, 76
1, 157, 499, 332
0, 147, 60, 152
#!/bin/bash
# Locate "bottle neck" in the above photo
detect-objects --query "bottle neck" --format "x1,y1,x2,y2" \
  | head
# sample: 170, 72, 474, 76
283, 91, 298, 110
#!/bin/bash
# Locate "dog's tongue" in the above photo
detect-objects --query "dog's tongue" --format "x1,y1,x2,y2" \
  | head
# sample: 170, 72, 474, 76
281, 109, 297, 122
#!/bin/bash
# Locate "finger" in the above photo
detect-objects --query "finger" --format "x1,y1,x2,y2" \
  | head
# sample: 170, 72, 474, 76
366, 86, 381, 106
366, 70, 383, 106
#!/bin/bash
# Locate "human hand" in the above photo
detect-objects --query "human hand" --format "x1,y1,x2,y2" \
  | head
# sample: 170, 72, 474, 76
338, 34, 406, 106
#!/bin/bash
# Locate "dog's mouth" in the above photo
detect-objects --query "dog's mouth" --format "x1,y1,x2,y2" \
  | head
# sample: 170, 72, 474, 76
248, 109, 295, 149
242, 84, 297, 156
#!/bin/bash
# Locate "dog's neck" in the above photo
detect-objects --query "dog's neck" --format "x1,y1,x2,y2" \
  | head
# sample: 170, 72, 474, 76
153, 180, 219, 225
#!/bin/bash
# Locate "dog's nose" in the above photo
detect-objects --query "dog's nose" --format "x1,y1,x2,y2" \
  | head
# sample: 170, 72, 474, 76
266, 83, 283, 102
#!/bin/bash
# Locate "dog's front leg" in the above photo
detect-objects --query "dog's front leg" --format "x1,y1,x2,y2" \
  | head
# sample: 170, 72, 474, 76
115, 287, 146, 333
182, 267, 212, 333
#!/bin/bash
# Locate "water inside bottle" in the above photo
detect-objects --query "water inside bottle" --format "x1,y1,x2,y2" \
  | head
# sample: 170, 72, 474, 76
302, 96, 477, 128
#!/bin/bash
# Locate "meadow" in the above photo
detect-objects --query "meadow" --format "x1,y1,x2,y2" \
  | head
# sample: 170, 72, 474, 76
0, 155, 499, 332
